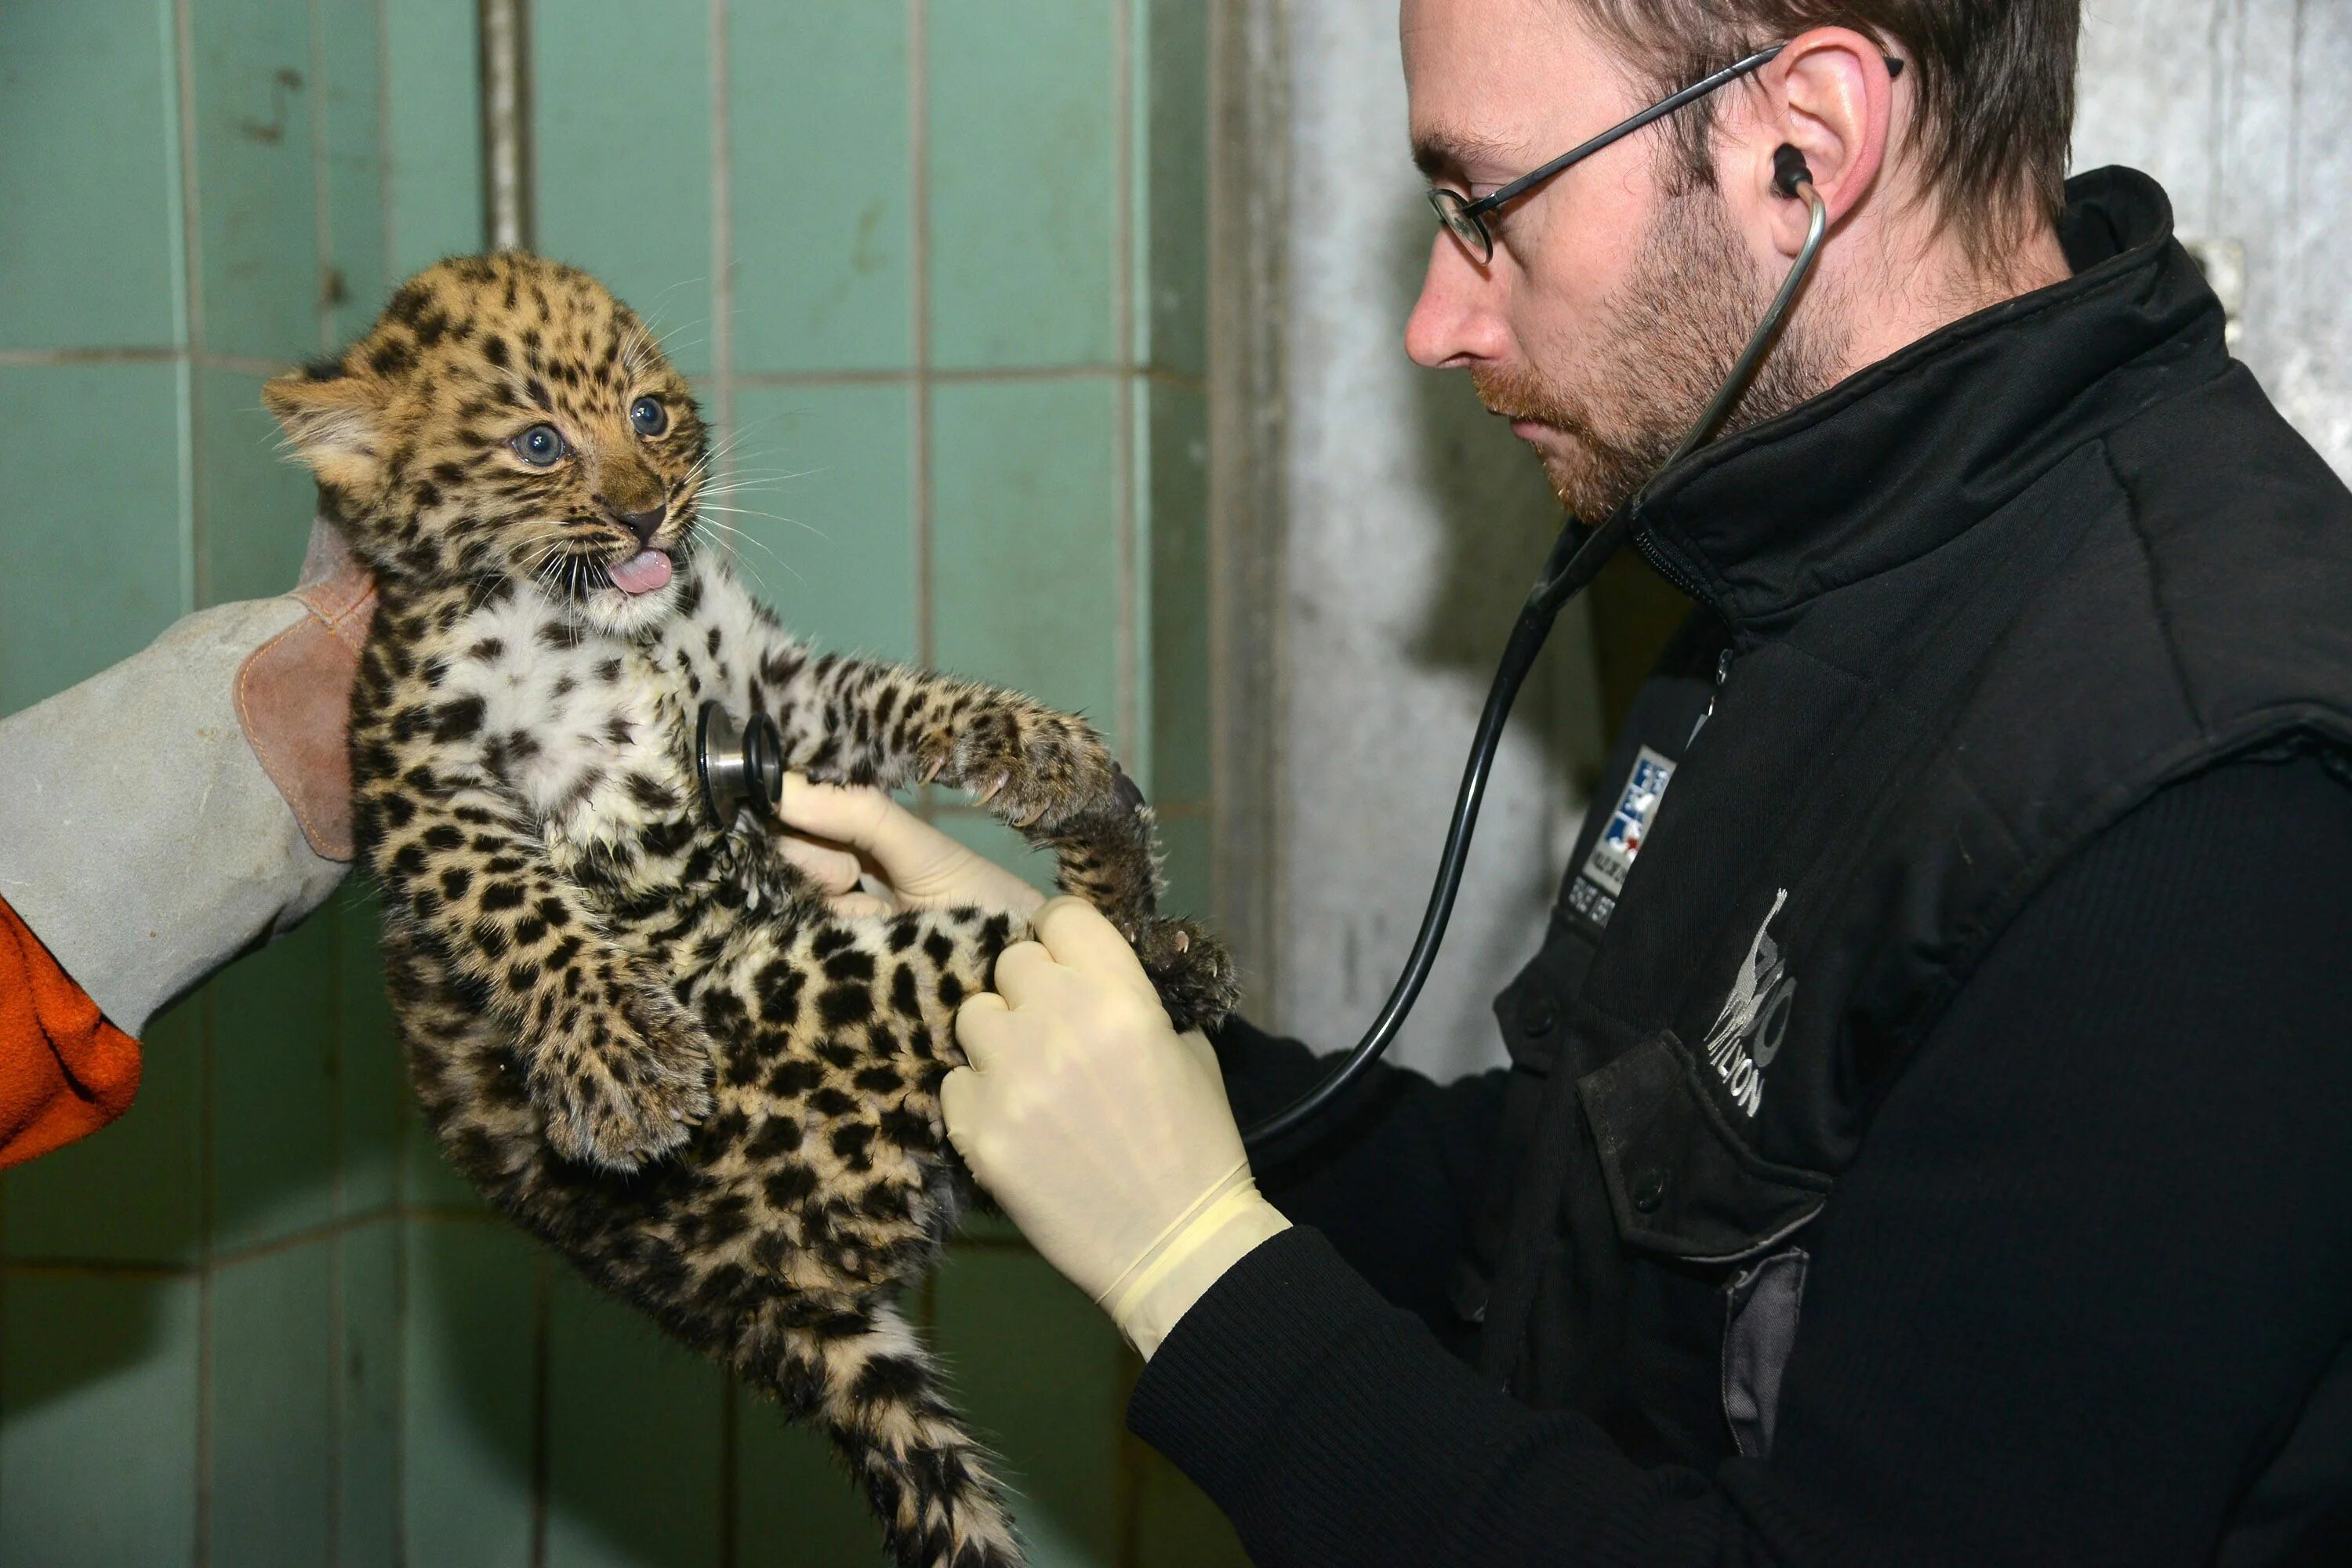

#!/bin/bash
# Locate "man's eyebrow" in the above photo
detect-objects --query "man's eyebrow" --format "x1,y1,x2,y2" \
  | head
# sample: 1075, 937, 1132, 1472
1411, 126, 1523, 184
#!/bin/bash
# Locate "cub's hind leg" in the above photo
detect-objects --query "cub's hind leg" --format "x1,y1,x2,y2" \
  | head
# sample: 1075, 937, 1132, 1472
384, 922, 560, 1205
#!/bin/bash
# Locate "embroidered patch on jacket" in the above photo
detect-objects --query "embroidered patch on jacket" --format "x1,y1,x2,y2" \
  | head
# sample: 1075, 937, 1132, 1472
1571, 747, 1676, 931
1703, 888, 1796, 1118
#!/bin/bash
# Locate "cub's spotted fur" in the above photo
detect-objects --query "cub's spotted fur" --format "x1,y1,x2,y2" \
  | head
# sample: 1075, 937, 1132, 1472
264, 252, 1237, 1568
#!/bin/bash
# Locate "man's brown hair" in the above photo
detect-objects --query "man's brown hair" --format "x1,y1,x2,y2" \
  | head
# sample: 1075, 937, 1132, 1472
1579, 1, 2080, 264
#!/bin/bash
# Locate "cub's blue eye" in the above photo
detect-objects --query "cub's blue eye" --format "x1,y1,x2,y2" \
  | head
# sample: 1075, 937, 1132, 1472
510, 424, 566, 467
630, 396, 668, 437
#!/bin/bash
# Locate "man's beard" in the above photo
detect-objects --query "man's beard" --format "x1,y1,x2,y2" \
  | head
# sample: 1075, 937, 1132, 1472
1475, 180, 1838, 520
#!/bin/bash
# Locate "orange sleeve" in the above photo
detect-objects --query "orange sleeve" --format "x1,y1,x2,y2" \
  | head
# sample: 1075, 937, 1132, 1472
0, 894, 143, 1169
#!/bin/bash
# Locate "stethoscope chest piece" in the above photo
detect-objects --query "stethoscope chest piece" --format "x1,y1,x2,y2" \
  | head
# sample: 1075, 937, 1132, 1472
695, 701, 785, 825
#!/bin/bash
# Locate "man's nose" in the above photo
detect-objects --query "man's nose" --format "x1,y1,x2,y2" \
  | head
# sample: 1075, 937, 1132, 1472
1405, 232, 1508, 369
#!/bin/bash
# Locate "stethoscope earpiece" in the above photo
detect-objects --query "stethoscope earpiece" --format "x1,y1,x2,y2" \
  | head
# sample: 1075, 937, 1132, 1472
1772, 144, 1816, 201
696, 701, 785, 826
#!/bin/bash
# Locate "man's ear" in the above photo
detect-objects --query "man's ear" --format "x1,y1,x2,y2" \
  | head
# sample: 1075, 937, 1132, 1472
261, 361, 387, 494
1754, 27, 1896, 255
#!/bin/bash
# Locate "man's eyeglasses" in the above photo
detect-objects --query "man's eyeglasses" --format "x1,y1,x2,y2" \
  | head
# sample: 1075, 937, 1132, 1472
1428, 44, 1905, 265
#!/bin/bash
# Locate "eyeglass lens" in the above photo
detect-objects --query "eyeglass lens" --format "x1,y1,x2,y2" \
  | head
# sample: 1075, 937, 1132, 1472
1428, 188, 1493, 263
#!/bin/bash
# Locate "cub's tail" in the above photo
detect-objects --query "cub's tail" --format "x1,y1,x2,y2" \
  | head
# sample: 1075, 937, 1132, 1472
738, 1299, 1022, 1568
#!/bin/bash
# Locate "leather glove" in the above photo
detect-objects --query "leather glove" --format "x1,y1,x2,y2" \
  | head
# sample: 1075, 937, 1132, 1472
773, 775, 1047, 921
942, 898, 1290, 1358
0, 519, 374, 1035
234, 517, 377, 862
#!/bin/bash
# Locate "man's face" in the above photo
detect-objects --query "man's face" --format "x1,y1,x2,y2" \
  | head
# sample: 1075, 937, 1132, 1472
1401, 0, 1830, 518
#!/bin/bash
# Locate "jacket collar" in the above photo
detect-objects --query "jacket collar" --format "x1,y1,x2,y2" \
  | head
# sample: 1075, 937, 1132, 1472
1630, 167, 2230, 634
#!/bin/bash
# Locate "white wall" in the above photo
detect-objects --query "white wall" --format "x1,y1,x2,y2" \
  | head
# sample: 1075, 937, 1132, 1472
1261, 0, 2352, 1080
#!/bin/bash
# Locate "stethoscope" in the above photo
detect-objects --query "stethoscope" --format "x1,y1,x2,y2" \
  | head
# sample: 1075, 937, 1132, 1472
695, 150, 1831, 1152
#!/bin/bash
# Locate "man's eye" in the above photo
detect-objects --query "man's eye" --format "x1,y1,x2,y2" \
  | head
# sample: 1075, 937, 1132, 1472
510, 424, 567, 467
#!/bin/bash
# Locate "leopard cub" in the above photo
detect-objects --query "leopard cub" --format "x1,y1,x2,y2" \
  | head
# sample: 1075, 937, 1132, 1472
265, 252, 1237, 1568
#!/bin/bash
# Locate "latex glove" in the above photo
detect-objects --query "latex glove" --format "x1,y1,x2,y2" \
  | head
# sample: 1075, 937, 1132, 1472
943, 898, 1290, 1358
0, 518, 373, 1036
774, 775, 1046, 921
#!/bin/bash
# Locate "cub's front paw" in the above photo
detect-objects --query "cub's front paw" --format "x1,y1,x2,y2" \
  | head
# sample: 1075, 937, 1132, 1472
1133, 916, 1240, 1036
535, 984, 716, 1171
923, 703, 1122, 832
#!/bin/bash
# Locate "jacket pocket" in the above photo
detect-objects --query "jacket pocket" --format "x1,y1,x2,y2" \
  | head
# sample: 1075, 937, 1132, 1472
1577, 1030, 1831, 1263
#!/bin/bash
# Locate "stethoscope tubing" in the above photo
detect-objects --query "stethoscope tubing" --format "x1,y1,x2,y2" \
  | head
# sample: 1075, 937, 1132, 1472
1242, 180, 1830, 1151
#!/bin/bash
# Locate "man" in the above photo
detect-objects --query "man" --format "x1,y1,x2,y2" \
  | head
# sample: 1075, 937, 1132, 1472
803, 2, 2352, 1562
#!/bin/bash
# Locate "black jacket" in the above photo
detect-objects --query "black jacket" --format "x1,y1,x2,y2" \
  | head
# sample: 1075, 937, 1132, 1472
1128, 169, 2352, 1565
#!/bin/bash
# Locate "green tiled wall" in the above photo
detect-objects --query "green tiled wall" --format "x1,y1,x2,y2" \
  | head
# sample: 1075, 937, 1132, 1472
0, 2, 1233, 1565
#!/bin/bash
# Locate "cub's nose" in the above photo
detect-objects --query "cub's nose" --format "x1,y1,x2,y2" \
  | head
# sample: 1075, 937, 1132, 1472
615, 504, 665, 546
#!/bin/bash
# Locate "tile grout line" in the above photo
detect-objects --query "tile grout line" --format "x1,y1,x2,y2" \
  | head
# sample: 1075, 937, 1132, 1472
172, 0, 209, 617
717, 1379, 741, 1568
151, 0, 191, 388
168, 0, 202, 630
372, 0, 395, 291
0, 1258, 202, 1282
528, 1254, 553, 1568
0, 350, 1202, 390
1114, 0, 1139, 783
310, 0, 334, 359
710, 0, 738, 491
0, 1203, 488, 1280
390, 1191, 409, 1568
327, 921, 350, 1568
197, 993, 216, 1568
911, 0, 935, 696
289, 1159, 996, 1276
1113, 42, 1147, 1564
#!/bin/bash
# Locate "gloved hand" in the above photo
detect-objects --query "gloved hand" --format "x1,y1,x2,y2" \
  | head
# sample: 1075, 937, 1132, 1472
0, 518, 373, 1036
773, 775, 1047, 921
942, 898, 1290, 1358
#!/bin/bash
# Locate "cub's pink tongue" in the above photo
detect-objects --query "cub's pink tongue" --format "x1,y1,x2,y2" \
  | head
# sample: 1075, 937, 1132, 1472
610, 549, 673, 595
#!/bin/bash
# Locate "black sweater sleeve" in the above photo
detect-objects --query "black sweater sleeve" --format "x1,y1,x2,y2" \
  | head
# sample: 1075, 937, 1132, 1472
1131, 756, 2352, 1566
1208, 1015, 1508, 1333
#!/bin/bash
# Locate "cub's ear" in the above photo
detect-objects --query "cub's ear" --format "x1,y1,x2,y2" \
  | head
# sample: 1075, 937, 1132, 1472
263, 360, 386, 493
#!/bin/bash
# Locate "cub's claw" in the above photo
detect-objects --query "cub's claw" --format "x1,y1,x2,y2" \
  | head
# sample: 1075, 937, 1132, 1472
1110, 763, 1146, 815
1134, 916, 1240, 1036
924, 704, 1119, 833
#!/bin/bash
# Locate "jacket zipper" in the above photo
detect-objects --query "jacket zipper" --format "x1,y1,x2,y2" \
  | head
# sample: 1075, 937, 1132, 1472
1689, 645, 1735, 746
1631, 518, 1717, 608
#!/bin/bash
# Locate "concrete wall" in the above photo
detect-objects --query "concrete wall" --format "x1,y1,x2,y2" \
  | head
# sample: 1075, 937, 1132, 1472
1265, 2, 1609, 1076
2077, 0, 2352, 476
1260, 0, 2352, 1079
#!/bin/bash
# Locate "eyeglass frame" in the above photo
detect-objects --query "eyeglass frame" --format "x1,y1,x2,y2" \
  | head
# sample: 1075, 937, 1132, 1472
1427, 42, 1905, 265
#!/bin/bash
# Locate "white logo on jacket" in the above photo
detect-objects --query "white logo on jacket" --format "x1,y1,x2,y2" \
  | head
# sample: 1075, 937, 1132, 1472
1704, 889, 1796, 1117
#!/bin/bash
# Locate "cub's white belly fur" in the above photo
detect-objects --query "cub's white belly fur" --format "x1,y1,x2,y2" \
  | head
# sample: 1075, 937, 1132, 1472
441, 566, 768, 864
